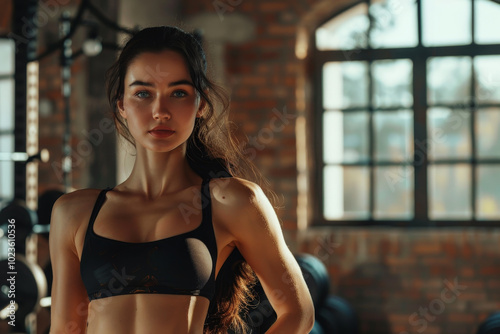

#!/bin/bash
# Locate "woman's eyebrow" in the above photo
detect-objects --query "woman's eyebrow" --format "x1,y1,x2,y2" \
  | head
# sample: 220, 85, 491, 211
168, 79, 194, 87
129, 80, 154, 87
128, 79, 194, 87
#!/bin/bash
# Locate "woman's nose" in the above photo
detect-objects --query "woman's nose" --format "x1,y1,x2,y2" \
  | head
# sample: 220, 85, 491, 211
152, 98, 171, 120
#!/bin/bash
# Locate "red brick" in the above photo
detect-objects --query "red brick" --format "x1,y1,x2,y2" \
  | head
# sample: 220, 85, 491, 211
413, 243, 442, 254
447, 313, 476, 322
460, 266, 475, 277
480, 266, 500, 276
240, 76, 268, 85
457, 292, 487, 301
422, 257, 452, 265
234, 88, 252, 98
487, 279, 500, 288
258, 2, 289, 11
429, 265, 457, 276
386, 257, 417, 266
268, 24, 297, 35
443, 241, 457, 257
241, 2, 255, 11
462, 242, 474, 258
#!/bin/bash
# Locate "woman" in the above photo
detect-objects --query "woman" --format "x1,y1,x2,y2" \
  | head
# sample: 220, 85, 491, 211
49, 26, 314, 334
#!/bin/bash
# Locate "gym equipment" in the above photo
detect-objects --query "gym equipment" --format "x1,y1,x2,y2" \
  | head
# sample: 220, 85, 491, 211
0, 254, 47, 332
317, 295, 359, 334
238, 253, 331, 333
295, 253, 330, 310
309, 320, 325, 334
36, 189, 64, 236
0, 199, 38, 255
477, 311, 500, 334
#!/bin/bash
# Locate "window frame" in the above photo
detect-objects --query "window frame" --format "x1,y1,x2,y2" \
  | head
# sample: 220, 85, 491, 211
313, 0, 500, 227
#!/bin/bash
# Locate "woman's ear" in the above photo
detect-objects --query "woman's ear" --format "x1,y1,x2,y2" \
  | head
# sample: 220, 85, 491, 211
196, 89, 209, 118
117, 99, 127, 119
196, 99, 206, 118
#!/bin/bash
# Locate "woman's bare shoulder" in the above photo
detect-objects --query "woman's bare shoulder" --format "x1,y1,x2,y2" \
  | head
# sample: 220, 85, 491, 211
209, 177, 262, 207
208, 177, 268, 231
54, 188, 103, 210
51, 188, 104, 229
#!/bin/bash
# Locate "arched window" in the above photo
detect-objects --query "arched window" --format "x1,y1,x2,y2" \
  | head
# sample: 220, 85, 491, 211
314, 0, 500, 225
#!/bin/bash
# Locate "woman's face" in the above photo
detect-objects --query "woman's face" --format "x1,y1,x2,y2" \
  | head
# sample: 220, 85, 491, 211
117, 50, 205, 153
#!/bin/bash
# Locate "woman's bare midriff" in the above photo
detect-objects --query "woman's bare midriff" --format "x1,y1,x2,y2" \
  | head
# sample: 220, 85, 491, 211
85, 293, 210, 334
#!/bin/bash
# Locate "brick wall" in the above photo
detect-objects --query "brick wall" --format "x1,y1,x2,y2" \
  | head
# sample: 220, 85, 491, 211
182, 0, 500, 333
300, 228, 500, 333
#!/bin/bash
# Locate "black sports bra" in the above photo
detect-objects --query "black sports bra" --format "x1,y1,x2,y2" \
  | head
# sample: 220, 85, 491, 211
79, 178, 218, 302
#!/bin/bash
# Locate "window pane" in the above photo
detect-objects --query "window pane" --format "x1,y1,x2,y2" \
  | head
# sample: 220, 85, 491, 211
0, 79, 14, 132
427, 108, 471, 160
373, 110, 413, 162
374, 166, 413, 219
0, 135, 14, 201
323, 165, 370, 220
428, 164, 472, 220
476, 108, 500, 159
0, 39, 14, 76
475, 0, 500, 44
316, 3, 369, 51
323, 61, 369, 109
369, 0, 418, 49
372, 59, 413, 108
427, 57, 472, 105
0, 135, 13, 152
323, 111, 369, 164
0, 161, 14, 202
475, 56, 500, 104
422, 0, 472, 47
477, 165, 500, 219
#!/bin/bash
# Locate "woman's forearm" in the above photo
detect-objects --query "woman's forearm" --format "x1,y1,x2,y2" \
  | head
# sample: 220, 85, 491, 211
265, 312, 315, 334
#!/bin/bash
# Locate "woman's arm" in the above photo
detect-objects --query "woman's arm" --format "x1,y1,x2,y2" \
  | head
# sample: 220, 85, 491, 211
212, 178, 315, 334
49, 193, 90, 333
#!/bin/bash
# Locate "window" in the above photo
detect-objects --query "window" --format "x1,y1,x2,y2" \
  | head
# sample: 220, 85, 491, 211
314, 0, 500, 225
0, 38, 15, 203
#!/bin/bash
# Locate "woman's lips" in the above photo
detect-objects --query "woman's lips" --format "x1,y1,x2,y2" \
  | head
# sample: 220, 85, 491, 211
148, 130, 175, 138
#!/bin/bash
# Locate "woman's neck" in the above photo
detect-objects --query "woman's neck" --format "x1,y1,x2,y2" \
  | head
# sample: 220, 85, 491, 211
121, 144, 201, 199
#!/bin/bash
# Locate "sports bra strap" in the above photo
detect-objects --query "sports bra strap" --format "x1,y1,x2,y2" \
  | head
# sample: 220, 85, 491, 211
88, 179, 214, 234
87, 187, 112, 231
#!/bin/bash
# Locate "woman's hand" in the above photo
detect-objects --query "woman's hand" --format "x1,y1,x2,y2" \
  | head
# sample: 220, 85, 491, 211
212, 178, 315, 333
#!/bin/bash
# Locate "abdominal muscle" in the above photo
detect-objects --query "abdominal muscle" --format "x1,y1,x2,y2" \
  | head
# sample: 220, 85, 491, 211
85, 293, 210, 334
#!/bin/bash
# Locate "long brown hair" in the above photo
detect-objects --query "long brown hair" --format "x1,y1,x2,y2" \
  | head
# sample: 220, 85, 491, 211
105, 26, 267, 334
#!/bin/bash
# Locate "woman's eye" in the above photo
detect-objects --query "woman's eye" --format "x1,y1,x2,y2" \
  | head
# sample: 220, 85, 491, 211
173, 90, 187, 98
135, 91, 150, 98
